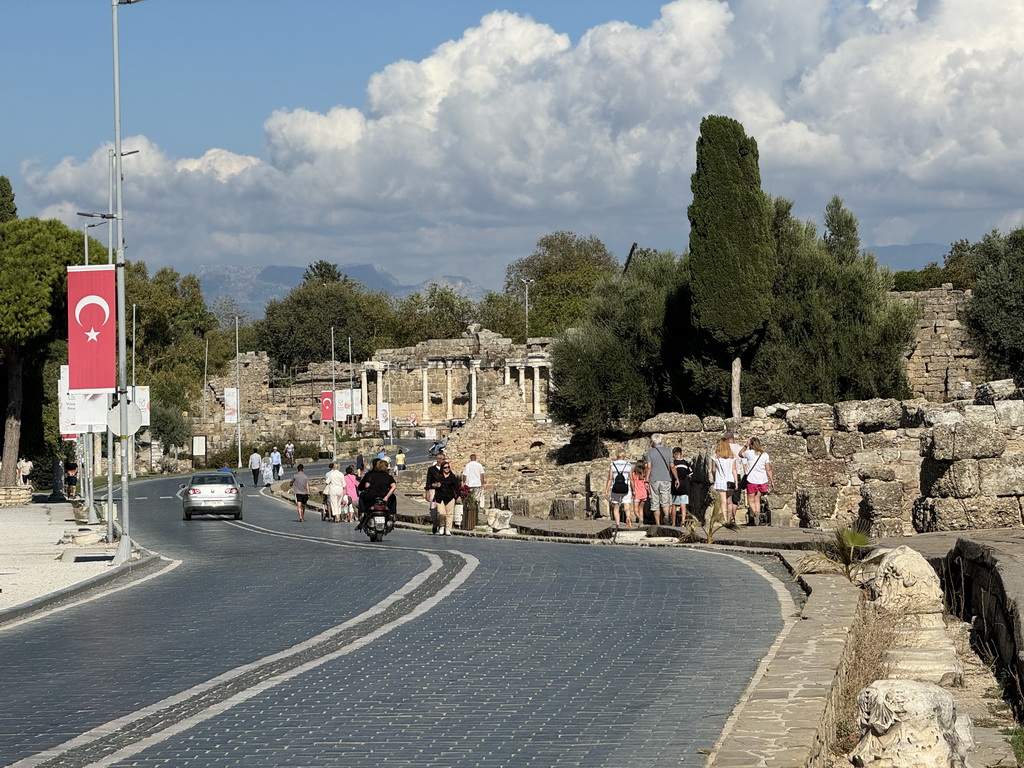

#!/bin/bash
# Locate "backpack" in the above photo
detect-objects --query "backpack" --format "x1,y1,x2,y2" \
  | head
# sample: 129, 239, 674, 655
611, 462, 629, 495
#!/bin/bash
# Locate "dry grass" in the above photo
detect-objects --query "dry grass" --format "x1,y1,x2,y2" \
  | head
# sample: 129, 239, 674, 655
832, 596, 898, 755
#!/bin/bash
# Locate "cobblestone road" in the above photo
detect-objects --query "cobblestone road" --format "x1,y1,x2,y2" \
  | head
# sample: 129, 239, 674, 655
0, 476, 786, 767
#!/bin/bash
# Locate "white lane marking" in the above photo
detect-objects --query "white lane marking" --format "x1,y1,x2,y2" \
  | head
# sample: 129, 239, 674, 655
10, 529, 478, 768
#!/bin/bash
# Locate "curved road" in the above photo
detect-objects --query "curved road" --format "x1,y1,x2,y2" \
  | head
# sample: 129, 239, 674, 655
0, 471, 787, 767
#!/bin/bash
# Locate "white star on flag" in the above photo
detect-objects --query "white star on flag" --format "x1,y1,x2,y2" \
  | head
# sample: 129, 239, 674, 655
85, 327, 100, 341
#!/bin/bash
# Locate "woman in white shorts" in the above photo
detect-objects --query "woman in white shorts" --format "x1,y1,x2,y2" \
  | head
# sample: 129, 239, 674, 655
605, 451, 632, 527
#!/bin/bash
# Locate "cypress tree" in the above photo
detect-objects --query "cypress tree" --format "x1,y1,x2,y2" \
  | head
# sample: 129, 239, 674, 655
0, 176, 17, 224
687, 116, 775, 416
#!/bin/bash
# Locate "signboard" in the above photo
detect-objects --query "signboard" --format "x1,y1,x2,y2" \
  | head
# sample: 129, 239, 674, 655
336, 388, 363, 417
58, 366, 76, 437
224, 387, 238, 424
379, 402, 391, 433
192, 435, 207, 457
321, 390, 334, 422
75, 393, 109, 428
130, 385, 151, 426
67, 264, 116, 393
108, 401, 144, 436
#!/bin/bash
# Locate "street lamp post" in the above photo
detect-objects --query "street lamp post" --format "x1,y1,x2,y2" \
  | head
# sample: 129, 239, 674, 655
521, 277, 535, 340
80, 221, 104, 265
110, 0, 147, 565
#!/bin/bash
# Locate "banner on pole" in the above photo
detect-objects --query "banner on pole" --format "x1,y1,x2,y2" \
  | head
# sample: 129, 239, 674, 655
321, 390, 334, 422
67, 265, 116, 394
379, 402, 391, 433
224, 387, 238, 424
75, 393, 109, 428
58, 365, 76, 437
131, 385, 151, 426
337, 389, 363, 417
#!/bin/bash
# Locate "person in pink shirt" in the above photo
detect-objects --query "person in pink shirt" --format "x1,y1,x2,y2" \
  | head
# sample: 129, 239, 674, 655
343, 465, 360, 522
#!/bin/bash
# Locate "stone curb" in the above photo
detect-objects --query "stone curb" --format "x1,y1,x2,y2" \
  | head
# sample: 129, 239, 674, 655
0, 546, 166, 628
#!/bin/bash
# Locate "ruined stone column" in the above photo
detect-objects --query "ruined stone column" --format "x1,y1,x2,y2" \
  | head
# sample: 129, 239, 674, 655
421, 365, 430, 422
531, 364, 540, 416
445, 361, 453, 421
469, 361, 479, 417
503, 365, 510, 386
360, 367, 368, 413
375, 366, 383, 421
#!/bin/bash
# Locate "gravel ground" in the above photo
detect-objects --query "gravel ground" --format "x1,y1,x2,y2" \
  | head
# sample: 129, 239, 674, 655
0, 504, 114, 612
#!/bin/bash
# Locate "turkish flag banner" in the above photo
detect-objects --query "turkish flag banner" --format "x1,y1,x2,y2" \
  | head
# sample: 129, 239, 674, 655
67, 265, 116, 394
321, 390, 334, 422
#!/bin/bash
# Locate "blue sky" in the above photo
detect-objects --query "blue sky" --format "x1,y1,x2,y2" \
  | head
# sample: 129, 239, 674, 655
4, 0, 1024, 290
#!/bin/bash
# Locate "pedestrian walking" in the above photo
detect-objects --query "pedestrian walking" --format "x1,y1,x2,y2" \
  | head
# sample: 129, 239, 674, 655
645, 434, 678, 526
325, 461, 346, 523
65, 462, 79, 500
424, 452, 446, 534
740, 437, 774, 526
262, 454, 273, 486
605, 451, 632, 526
290, 464, 310, 523
343, 465, 359, 522
270, 447, 283, 481
671, 447, 693, 525
630, 459, 649, 526
395, 448, 407, 472
461, 453, 486, 509
432, 459, 462, 535
284, 440, 295, 467
711, 438, 739, 524
248, 449, 262, 486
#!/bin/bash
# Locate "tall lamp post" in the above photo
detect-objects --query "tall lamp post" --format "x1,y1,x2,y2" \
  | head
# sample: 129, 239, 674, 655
521, 277, 535, 340
111, 0, 147, 565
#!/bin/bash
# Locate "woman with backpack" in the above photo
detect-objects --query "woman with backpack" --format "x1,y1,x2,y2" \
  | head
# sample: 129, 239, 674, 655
605, 451, 632, 527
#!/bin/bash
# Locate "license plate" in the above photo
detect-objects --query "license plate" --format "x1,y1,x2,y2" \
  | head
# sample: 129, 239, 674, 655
373, 516, 386, 527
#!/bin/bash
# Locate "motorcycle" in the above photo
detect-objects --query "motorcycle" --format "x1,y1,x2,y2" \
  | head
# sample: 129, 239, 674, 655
428, 438, 448, 457
358, 496, 395, 542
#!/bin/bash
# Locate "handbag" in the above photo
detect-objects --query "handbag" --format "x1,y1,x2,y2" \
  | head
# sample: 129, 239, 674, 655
740, 452, 765, 488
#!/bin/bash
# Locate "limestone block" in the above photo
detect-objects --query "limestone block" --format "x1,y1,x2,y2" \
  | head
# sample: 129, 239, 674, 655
806, 434, 828, 459
832, 432, 862, 458
849, 680, 974, 768
866, 545, 944, 613
549, 498, 583, 520
861, 481, 904, 518
835, 398, 904, 432
994, 400, 1024, 427
978, 454, 1024, 496
974, 378, 1017, 404
928, 421, 1006, 460
912, 496, 1022, 532
785, 403, 836, 434
884, 648, 964, 686
920, 459, 980, 499
701, 415, 725, 433
858, 466, 897, 482
797, 487, 839, 528
962, 404, 997, 424
900, 399, 928, 428
636, 412, 703, 433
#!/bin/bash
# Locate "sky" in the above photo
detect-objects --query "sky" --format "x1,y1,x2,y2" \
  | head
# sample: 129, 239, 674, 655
4, 0, 1024, 291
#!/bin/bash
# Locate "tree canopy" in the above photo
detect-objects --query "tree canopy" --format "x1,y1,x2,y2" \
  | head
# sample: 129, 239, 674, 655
0, 176, 16, 224
963, 228, 1024, 384
687, 115, 775, 416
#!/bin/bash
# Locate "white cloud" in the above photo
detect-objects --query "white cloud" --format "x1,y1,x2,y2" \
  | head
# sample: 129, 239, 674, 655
18, 0, 1024, 290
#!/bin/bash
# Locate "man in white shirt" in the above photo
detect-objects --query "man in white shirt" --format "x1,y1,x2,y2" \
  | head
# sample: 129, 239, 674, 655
270, 447, 283, 481
461, 454, 486, 510
248, 449, 263, 486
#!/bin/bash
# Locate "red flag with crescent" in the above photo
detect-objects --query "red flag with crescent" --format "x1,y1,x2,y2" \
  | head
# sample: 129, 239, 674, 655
321, 390, 334, 422
67, 265, 116, 394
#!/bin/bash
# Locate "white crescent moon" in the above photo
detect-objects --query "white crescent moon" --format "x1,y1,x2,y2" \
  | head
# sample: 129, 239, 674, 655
75, 295, 110, 327
323, 397, 333, 406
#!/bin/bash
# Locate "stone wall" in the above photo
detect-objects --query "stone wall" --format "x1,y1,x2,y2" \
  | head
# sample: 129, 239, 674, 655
417, 384, 1024, 536
896, 284, 985, 403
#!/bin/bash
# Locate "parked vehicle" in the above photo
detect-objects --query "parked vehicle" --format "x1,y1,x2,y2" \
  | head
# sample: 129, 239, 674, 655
357, 497, 394, 542
181, 472, 243, 520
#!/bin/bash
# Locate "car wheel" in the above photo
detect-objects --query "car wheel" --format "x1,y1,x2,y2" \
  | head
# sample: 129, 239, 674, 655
183, 511, 191, 520
235, 511, 242, 520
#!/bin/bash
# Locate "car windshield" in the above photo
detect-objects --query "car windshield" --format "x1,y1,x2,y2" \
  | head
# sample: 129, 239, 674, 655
192, 475, 234, 486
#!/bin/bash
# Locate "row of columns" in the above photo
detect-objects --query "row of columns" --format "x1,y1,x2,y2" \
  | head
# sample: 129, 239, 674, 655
363, 359, 553, 423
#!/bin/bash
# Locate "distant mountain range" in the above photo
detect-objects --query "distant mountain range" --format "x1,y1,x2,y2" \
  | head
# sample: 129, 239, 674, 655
194, 264, 488, 319
868, 243, 949, 271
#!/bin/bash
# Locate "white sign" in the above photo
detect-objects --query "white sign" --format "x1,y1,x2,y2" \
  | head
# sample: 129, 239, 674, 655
59, 366, 76, 436
108, 401, 144, 436
379, 402, 391, 433
75, 393, 109, 428
336, 388, 363, 417
131, 385, 151, 426
224, 387, 238, 424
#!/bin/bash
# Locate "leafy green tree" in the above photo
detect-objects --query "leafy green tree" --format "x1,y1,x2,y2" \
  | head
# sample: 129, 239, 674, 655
255, 272, 397, 371
963, 227, 1024, 383
892, 262, 947, 292
150, 401, 193, 453
745, 198, 913, 405
394, 284, 474, 346
822, 195, 860, 264
474, 290, 526, 342
303, 259, 342, 283
0, 218, 82, 484
550, 249, 687, 437
0, 176, 16, 224
505, 231, 619, 337
687, 115, 775, 416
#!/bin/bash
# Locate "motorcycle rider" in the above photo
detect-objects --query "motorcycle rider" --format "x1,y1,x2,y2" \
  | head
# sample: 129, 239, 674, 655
356, 458, 397, 532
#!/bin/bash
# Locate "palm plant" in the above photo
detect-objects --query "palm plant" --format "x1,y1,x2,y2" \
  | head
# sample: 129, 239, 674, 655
792, 525, 878, 582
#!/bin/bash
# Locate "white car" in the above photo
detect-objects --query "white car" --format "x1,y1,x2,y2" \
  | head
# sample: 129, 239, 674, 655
181, 472, 243, 520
